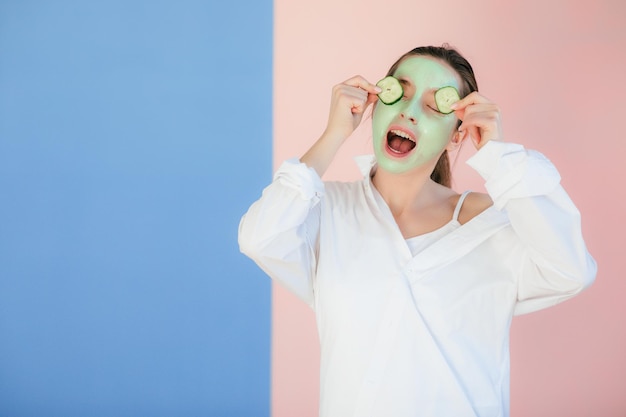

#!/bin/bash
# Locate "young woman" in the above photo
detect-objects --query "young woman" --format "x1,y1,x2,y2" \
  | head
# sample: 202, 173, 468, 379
238, 45, 596, 417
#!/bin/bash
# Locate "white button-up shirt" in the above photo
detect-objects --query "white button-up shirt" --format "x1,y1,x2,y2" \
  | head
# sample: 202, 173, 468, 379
238, 141, 596, 417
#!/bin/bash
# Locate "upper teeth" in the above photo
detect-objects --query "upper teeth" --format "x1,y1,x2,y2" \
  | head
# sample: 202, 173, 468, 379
390, 129, 414, 142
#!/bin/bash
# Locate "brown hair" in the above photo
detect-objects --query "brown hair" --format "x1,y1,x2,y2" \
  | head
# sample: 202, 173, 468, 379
384, 45, 479, 187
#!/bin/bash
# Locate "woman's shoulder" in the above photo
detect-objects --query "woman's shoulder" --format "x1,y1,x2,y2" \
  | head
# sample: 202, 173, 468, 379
324, 177, 369, 198
457, 191, 494, 225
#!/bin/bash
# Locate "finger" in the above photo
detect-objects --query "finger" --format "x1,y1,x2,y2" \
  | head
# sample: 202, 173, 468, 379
457, 123, 482, 147
450, 91, 493, 112
365, 92, 379, 107
352, 97, 376, 115
468, 125, 482, 147
342, 75, 382, 95
453, 104, 499, 132
350, 93, 370, 114
459, 109, 500, 129
459, 111, 503, 147
332, 85, 368, 107
455, 103, 499, 122
458, 116, 489, 135
348, 93, 371, 115
334, 83, 369, 99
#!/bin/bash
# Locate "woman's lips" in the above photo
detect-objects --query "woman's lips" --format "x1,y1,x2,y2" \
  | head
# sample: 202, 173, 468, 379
386, 127, 417, 156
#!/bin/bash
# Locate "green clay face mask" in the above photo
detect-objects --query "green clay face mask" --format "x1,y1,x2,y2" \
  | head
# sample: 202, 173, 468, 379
372, 56, 461, 174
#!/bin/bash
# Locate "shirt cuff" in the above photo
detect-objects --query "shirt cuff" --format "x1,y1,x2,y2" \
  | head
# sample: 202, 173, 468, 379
273, 158, 325, 201
466, 141, 561, 210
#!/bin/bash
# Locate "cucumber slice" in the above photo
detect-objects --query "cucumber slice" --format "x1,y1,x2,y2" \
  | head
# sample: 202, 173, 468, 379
376, 76, 403, 105
435, 86, 460, 114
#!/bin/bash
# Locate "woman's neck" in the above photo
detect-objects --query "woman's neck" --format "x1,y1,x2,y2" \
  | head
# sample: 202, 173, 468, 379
371, 163, 442, 217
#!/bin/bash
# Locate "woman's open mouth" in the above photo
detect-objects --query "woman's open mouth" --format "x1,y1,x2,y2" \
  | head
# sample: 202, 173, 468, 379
386, 129, 416, 156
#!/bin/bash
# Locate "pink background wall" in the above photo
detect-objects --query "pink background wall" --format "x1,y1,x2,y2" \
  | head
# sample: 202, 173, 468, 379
274, 0, 626, 415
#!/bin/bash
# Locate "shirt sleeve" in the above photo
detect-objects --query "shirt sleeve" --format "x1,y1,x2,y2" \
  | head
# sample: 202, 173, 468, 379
238, 158, 324, 308
466, 141, 597, 315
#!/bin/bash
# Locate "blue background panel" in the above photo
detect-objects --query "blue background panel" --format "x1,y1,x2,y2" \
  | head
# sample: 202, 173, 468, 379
0, 1, 271, 415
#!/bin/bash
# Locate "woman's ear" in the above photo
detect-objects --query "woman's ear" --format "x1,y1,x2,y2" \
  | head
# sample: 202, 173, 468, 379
446, 129, 466, 152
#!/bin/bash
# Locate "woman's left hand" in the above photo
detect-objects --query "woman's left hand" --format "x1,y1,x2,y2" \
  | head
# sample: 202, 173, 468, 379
450, 92, 503, 149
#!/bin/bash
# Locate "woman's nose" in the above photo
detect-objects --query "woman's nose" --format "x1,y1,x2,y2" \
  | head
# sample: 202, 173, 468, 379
400, 112, 417, 125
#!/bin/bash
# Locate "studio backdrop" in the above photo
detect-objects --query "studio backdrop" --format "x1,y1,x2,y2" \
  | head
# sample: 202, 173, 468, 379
1, 0, 625, 416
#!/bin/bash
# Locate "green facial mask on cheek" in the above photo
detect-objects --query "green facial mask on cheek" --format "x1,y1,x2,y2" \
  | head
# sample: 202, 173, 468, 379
372, 56, 460, 174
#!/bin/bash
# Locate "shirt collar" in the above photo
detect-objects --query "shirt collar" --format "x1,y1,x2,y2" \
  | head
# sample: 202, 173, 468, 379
354, 154, 377, 178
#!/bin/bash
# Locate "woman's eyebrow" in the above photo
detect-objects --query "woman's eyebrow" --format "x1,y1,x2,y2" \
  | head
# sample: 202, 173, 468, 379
397, 77, 410, 87
397, 78, 438, 93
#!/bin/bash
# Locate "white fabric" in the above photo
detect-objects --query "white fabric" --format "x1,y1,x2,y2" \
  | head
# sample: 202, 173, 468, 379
403, 190, 470, 256
238, 141, 597, 417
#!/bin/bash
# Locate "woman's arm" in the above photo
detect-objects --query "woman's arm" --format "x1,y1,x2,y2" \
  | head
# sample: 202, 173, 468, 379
238, 76, 380, 306
467, 141, 597, 315
301, 76, 380, 176
238, 159, 324, 307
453, 92, 596, 314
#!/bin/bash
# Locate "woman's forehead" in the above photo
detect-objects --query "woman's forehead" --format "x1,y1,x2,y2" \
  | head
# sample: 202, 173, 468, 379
393, 56, 460, 89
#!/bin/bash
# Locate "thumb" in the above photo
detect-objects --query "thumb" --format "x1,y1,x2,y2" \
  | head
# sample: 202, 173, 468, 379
366, 91, 379, 107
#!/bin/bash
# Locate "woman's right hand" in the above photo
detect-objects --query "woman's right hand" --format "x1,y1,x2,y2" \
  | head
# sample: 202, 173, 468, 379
300, 76, 381, 177
323, 75, 381, 143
